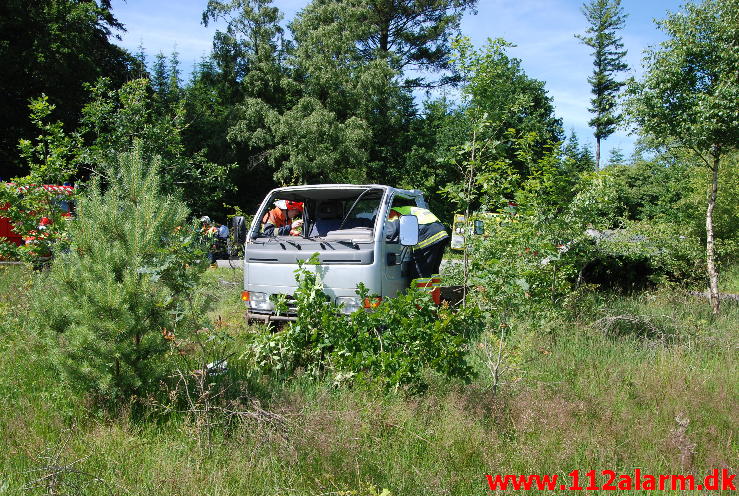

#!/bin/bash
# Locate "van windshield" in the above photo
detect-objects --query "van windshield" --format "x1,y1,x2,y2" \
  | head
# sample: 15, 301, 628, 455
253, 188, 385, 241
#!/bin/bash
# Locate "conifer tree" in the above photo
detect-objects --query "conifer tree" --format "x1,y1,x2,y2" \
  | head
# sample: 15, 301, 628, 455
40, 143, 208, 405
151, 52, 169, 97
577, 0, 628, 169
168, 50, 183, 103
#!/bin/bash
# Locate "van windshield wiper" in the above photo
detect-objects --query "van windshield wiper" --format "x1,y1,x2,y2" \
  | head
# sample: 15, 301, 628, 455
338, 188, 376, 230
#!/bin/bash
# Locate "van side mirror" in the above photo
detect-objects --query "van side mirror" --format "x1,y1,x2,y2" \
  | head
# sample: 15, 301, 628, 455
474, 219, 484, 235
399, 215, 419, 246
232, 216, 246, 244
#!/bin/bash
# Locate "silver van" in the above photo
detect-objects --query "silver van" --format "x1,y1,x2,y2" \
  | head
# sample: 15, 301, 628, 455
243, 184, 426, 322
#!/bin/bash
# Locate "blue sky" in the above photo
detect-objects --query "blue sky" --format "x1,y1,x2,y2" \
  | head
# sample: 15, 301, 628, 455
109, 0, 684, 161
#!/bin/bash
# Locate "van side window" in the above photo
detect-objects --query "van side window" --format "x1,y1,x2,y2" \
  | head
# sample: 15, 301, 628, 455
384, 196, 416, 243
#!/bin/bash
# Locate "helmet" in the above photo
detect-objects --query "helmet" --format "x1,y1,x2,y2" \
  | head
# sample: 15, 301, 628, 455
275, 200, 303, 212
199, 215, 211, 224
286, 201, 304, 212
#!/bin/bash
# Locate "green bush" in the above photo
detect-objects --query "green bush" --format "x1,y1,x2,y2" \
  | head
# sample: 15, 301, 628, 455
250, 259, 479, 390
37, 143, 209, 407
459, 213, 582, 314
592, 220, 704, 285
0, 96, 80, 264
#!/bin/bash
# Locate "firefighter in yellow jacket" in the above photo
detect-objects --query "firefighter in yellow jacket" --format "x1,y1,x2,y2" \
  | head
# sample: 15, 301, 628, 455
387, 206, 448, 303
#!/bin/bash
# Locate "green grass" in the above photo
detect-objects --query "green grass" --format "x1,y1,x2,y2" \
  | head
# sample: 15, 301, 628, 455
721, 264, 739, 293
0, 264, 736, 495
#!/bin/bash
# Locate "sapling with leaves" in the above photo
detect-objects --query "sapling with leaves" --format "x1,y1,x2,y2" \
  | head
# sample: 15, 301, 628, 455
626, 0, 739, 315
249, 256, 478, 390
0, 96, 81, 263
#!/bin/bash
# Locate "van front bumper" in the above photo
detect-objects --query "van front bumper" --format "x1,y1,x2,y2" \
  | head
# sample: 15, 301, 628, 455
246, 311, 297, 323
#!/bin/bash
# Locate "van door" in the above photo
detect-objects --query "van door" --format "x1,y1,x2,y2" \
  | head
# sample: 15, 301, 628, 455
381, 194, 420, 297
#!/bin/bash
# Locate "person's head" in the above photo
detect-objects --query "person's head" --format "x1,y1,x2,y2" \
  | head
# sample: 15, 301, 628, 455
272, 200, 303, 220
388, 208, 401, 220
199, 215, 211, 225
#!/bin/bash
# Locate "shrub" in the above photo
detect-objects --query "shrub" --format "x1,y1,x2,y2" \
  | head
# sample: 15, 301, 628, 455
37, 143, 209, 407
249, 259, 479, 391
462, 213, 583, 313
588, 220, 704, 286
0, 96, 80, 264
457, 201, 704, 312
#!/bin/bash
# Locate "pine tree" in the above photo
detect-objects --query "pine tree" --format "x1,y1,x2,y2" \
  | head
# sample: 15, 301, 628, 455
168, 50, 182, 102
134, 43, 149, 79
607, 147, 625, 166
563, 130, 595, 174
40, 143, 209, 405
151, 52, 169, 97
576, 0, 628, 169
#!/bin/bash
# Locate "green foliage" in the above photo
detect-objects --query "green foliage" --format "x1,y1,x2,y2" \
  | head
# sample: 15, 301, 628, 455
2, 261, 738, 494
626, 0, 738, 157
150, 50, 183, 109
232, 96, 372, 184
202, 0, 288, 104
0, 185, 75, 264
17, 96, 82, 185
250, 258, 478, 390
37, 144, 210, 406
565, 169, 624, 229
438, 37, 565, 219
464, 214, 581, 313
593, 221, 704, 284
221, 0, 478, 187
183, 1, 290, 213
452, 36, 563, 169
626, 0, 738, 313
454, 164, 707, 310
0, 0, 132, 176
79, 78, 233, 213
0, 96, 80, 263
562, 130, 596, 174
401, 99, 468, 221
331, 0, 478, 88
564, 170, 707, 285
591, 151, 738, 262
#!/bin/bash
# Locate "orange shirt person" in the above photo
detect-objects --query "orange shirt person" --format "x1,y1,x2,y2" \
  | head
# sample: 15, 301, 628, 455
262, 200, 303, 236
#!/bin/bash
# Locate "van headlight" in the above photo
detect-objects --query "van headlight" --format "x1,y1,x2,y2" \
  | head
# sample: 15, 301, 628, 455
248, 292, 274, 312
336, 296, 363, 315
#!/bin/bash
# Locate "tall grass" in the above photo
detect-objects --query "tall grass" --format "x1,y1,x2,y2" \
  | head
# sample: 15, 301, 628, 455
722, 264, 739, 293
0, 265, 736, 495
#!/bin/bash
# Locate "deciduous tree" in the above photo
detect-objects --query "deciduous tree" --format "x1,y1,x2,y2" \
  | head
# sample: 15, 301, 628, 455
79, 78, 232, 213
0, 0, 132, 176
626, 0, 739, 314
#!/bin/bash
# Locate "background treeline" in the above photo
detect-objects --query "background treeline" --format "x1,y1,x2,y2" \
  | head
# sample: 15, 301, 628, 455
3, 0, 579, 219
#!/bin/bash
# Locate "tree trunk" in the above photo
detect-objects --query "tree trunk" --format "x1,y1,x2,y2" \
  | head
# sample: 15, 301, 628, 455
595, 137, 601, 170
706, 152, 720, 315
461, 127, 477, 309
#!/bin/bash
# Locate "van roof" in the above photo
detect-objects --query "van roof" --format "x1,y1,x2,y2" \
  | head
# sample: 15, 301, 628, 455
268, 184, 423, 201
